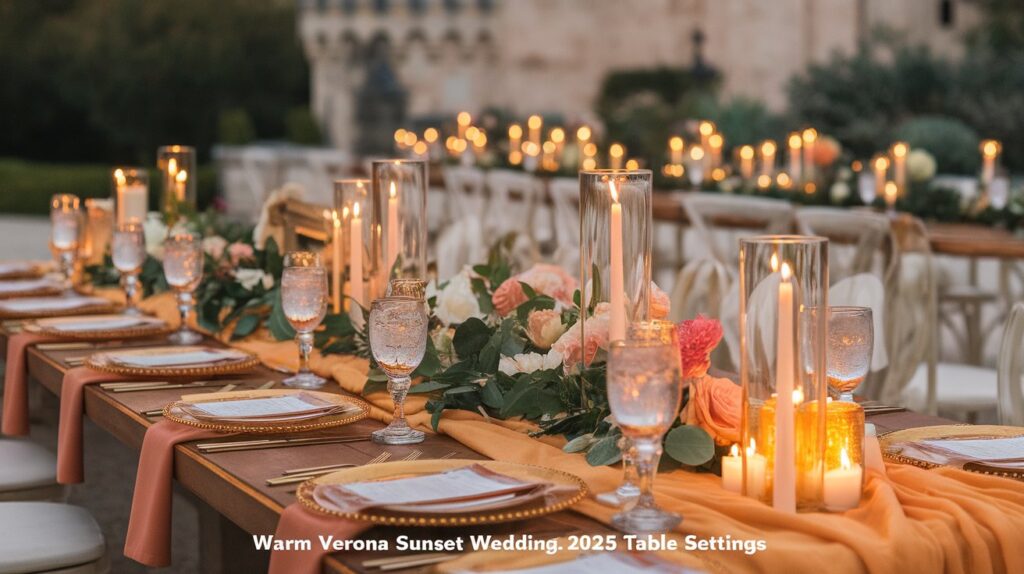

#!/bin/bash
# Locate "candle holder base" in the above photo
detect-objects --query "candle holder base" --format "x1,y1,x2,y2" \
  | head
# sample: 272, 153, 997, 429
282, 372, 328, 390
611, 507, 681, 534
371, 422, 425, 445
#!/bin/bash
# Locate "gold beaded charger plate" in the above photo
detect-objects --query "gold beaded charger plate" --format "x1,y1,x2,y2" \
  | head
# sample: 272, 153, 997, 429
25, 314, 171, 341
85, 345, 261, 378
0, 279, 63, 300
0, 296, 118, 319
0, 262, 47, 281
296, 459, 587, 527
881, 424, 1024, 480
163, 389, 369, 433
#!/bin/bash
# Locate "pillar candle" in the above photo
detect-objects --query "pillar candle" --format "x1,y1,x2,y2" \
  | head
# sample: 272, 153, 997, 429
873, 156, 889, 200
386, 181, 399, 275
788, 133, 802, 184
884, 181, 898, 213
802, 129, 817, 183
981, 140, 1000, 187
722, 444, 742, 493
760, 140, 777, 178
175, 170, 188, 202
331, 210, 342, 313
891, 142, 908, 192
708, 133, 723, 170
773, 261, 796, 512
669, 136, 684, 166
528, 115, 542, 146
349, 203, 364, 309
740, 145, 755, 180
608, 179, 625, 342
745, 439, 767, 498
823, 447, 863, 511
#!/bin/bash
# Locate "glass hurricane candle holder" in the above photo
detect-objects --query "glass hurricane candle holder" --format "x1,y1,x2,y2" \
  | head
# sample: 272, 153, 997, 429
370, 159, 428, 300
162, 232, 204, 345
49, 194, 81, 293
281, 251, 329, 389
112, 223, 146, 315
739, 236, 828, 513
111, 167, 149, 226
157, 145, 197, 226
579, 169, 652, 371
368, 296, 428, 445
81, 199, 114, 266
334, 179, 371, 314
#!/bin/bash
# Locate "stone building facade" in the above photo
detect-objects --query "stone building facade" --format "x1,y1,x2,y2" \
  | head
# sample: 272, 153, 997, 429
297, 0, 981, 151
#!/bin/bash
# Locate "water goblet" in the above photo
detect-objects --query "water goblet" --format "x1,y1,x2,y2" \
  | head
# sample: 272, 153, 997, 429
827, 306, 873, 403
368, 296, 428, 445
281, 251, 329, 389
112, 223, 146, 315
162, 232, 204, 345
607, 337, 683, 533
49, 194, 81, 293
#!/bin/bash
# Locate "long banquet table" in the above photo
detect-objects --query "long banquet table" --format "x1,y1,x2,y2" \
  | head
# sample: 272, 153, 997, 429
0, 315, 968, 574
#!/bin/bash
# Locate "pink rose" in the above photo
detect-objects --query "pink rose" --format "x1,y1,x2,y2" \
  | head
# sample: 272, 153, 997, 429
491, 263, 578, 317
202, 236, 228, 260
650, 281, 670, 320
552, 303, 610, 368
228, 242, 255, 265
526, 309, 566, 350
681, 376, 741, 445
675, 315, 724, 379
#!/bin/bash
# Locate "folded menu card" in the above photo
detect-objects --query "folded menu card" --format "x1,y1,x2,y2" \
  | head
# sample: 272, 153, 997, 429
313, 464, 558, 515
184, 393, 338, 421
0, 296, 108, 312
491, 553, 692, 574
920, 436, 1024, 461
0, 262, 38, 276
0, 279, 58, 293
109, 347, 248, 367
37, 314, 165, 332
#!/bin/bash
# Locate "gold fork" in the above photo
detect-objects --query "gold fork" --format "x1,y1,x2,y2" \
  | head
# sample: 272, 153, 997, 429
401, 450, 422, 462
267, 452, 392, 486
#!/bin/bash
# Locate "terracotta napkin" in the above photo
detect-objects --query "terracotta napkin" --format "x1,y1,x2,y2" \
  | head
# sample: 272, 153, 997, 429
2, 332, 61, 435
56, 367, 133, 483
123, 420, 229, 567
267, 504, 370, 574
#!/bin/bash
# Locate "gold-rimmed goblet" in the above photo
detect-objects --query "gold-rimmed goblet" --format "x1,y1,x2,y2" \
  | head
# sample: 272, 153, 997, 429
162, 232, 204, 345
368, 296, 428, 445
827, 306, 873, 403
112, 223, 146, 315
281, 251, 329, 389
49, 194, 81, 293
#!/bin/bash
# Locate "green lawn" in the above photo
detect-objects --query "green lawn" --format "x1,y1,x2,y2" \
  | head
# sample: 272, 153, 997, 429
0, 158, 217, 215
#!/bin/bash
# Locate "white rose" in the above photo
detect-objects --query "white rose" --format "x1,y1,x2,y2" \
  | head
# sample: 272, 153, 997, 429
235, 268, 267, 291
202, 236, 228, 259
434, 269, 485, 326
142, 213, 167, 259
830, 182, 851, 203
498, 351, 562, 376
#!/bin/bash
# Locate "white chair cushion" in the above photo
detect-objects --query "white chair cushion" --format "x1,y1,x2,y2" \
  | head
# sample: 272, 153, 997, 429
0, 440, 57, 491
900, 362, 998, 415
0, 503, 105, 574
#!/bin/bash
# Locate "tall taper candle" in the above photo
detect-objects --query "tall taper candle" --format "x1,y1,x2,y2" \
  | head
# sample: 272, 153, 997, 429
774, 260, 796, 512
608, 179, 625, 342
332, 210, 342, 313
350, 203, 364, 309
386, 181, 399, 275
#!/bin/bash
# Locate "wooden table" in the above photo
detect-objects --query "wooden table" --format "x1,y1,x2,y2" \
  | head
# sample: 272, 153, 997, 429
0, 327, 954, 573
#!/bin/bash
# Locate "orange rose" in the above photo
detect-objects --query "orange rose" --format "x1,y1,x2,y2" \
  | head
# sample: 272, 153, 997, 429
492, 278, 527, 317
681, 376, 741, 445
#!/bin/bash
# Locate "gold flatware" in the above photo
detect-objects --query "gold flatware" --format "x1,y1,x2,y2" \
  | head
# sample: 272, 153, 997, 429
36, 342, 95, 351
267, 452, 392, 486
101, 381, 173, 389
362, 553, 461, 571
283, 452, 392, 475
401, 450, 422, 462
197, 436, 367, 454
112, 381, 229, 393
256, 380, 277, 390
439, 451, 457, 459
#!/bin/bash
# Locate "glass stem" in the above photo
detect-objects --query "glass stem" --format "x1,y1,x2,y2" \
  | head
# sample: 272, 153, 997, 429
61, 251, 75, 293
840, 392, 855, 403
622, 442, 639, 487
387, 376, 412, 426
177, 291, 192, 335
633, 437, 661, 511
123, 273, 138, 313
296, 331, 314, 375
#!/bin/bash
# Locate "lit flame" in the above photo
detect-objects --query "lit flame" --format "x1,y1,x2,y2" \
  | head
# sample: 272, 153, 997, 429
730, 444, 739, 457
609, 179, 619, 203
609, 143, 624, 158
788, 134, 802, 149
780, 261, 792, 280
892, 142, 908, 158
770, 252, 779, 272
669, 136, 684, 151
389, 181, 397, 199
708, 133, 723, 149
690, 146, 705, 161
508, 124, 523, 140
874, 156, 889, 171
740, 145, 754, 160
167, 158, 177, 175
175, 170, 188, 183
457, 111, 471, 127
840, 447, 851, 470
342, 206, 350, 219
353, 202, 360, 218
747, 438, 757, 456
982, 140, 1000, 157
761, 140, 777, 155
527, 115, 542, 130
699, 121, 714, 136
114, 168, 126, 186
550, 127, 565, 144
332, 209, 340, 227
423, 127, 438, 143
576, 125, 591, 141
792, 388, 804, 404
802, 128, 817, 143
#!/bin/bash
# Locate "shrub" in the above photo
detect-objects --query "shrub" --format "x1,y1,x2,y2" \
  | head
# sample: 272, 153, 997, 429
894, 116, 980, 175
218, 109, 257, 145
285, 107, 323, 146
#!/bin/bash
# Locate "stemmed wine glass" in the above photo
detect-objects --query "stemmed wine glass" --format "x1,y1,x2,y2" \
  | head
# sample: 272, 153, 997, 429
827, 306, 874, 403
281, 251, 329, 389
112, 223, 146, 315
49, 194, 81, 293
162, 232, 204, 345
368, 296, 428, 445
606, 331, 683, 533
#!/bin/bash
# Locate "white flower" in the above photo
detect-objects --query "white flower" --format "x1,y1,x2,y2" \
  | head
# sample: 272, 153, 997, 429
907, 149, 937, 182
202, 236, 228, 259
498, 350, 562, 376
142, 213, 167, 259
830, 182, 851, 203
235, 268, 268, 291
434, 268, 485, 326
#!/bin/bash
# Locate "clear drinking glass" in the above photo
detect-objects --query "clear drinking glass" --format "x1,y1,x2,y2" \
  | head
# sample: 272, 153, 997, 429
607, 337, 683, 533
162, 232, 204, 345
49, 194, 81, 293
368, 296, 428, 445
112, 223, 146, 315
281, 251, 329, 389
827, 306, 873, 403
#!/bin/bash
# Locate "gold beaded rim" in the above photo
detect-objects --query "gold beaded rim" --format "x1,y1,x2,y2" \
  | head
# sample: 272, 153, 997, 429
881, 424, 1024, 480
26, 320, 173, 341
162, 390, 370, 434
295, 459, 588, 526
85, 348, 262, 378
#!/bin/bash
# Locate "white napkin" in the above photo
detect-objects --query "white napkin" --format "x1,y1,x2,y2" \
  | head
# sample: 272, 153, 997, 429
0, 296, 108, 312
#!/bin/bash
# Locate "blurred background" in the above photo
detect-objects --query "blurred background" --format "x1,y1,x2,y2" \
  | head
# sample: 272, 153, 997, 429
1, 0, 1022, 217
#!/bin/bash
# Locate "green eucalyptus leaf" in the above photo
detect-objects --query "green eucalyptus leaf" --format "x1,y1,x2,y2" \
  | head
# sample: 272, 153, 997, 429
500, 377, 536, 418
407, 380, 450, 394
585, 435, 623, 466
362, 378, 388, 395
481, 377, 504, 408
412, 336, 441, 378
231, 314, 260, 339
268, 289, 296, 341
443, 385, 479, 396
563, 433, 596, 454
453, 317, 491, 359
664, 425, 716, 466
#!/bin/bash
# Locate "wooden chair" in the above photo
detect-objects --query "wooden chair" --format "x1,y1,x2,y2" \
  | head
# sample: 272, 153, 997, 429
997, 302, 1024, 426
435, 167, 488, 281
278, 197, 330, 253
547, 177, 580, 274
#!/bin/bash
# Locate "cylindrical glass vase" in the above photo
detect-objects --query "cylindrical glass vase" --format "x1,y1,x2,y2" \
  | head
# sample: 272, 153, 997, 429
579, 169, 652, 370
81, 199, 114, 266
370, 159, 428, 300
333, 179, 371, 313
739, 235, 828, 512
157, 145, 197, 226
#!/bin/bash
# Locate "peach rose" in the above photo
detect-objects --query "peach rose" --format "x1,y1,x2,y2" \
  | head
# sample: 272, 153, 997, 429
551, 303, 610, 369
228, 242, 255, 265
492, 278, 527, 317
681, 376, 741, 445
526, 309, 566, 350
650, 281, 670, 319
813, 136, 842, 167
491, 263, 578, 316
